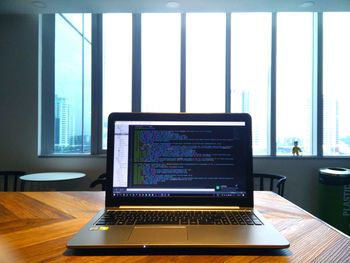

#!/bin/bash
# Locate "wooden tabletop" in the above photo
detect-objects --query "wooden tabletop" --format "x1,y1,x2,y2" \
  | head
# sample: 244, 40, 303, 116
0, 191, 349, 262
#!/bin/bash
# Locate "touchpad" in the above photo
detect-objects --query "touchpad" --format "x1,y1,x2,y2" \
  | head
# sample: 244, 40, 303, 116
128, 227, 188, 242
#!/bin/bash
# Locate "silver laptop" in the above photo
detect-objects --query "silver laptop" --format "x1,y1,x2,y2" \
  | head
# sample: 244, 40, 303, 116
67, 112, 289, 249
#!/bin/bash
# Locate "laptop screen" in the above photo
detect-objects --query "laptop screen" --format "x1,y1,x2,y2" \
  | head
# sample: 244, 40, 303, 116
106, 113, 253, 207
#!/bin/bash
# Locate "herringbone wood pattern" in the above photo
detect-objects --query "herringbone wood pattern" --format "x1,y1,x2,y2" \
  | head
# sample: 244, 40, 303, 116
0, 191, 349, 262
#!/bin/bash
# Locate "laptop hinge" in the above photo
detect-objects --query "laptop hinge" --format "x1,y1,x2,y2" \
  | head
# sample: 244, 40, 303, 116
117, 206, 241, 210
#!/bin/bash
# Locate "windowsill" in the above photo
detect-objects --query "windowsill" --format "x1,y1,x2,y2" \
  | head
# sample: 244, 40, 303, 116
254, 155, 350, 160
38, 153, 106, 158
38, 153, 350, 160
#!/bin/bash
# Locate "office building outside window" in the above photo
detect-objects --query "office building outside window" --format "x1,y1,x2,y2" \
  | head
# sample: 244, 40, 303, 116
54, 14, 91, 153
42, 12, 350, 157
323, 12, 350, 156
276, 13, 314, 156
230, 13, 271, 155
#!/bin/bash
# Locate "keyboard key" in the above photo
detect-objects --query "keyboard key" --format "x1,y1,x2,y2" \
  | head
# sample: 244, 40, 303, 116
95, 210, 262, 226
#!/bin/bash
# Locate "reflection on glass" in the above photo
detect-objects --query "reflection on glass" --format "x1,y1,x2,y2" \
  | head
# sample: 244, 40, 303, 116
142, 13, 181, 112
231, 13, 271, 155
186, 13, 226, 113
62, 14, 83, 33
103, 14, 132, 149
84, 33, 91, 153
323, 13, 350, 156
276, 13, 314, 156
54, 14, 91, 153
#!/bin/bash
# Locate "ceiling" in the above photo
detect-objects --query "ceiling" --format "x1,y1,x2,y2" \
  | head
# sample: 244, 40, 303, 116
1, 0, 350, 14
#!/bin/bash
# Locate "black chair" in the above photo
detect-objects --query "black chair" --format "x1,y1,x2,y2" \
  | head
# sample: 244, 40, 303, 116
0, 171, 26, 191
253, 173, 286, 196
89, 173, 107, 191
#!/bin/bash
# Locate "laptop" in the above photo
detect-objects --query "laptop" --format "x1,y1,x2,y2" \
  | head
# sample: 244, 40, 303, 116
67, 112, 289, 249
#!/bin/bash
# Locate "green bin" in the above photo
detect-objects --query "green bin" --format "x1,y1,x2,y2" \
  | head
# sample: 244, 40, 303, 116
319, 167, 350, 236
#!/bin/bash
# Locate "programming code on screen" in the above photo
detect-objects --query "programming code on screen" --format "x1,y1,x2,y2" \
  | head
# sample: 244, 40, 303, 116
127, 125, 245, 194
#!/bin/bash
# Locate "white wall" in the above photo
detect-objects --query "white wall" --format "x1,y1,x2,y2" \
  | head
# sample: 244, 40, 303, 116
1, 15, 349, 216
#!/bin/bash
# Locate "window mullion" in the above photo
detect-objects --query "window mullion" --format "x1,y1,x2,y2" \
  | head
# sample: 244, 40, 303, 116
225, 13, 231, 113
316, 12, 323, 157
180, 13, 186, 113
270, 12, 277, 157
132, 14, 142, 112
91, 14, 103, 154
82, 14, 85, 153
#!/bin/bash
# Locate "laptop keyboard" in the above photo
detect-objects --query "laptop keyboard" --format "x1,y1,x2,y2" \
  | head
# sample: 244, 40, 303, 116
95, 211, 262, 226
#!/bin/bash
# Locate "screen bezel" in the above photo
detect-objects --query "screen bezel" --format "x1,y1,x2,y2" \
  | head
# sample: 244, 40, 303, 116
106, 113, 253, 207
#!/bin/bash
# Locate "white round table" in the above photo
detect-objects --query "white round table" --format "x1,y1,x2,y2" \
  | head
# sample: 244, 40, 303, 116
20, 172, 85, 191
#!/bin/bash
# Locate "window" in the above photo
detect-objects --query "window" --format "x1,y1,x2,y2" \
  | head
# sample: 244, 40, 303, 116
141, 13, 181, 112
323, 13, 350, 156
276, 13, 315, 156
41, 12, 350, 158
186, 13, 226, 113
230, 13, 271, 155
54, 14, 91, 153
102, 14, 132, 149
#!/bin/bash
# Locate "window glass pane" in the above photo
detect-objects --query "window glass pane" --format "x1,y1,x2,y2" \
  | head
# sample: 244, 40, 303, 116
186, 13, 226, 113
142, 13, 181, 112
83, 14, 92, 153
83, 14, 92, 43
323, 12, 350, 155
231, 13, 271, 155
54, 14, 91, 153
62, 14, 83, 34
103, 14, 132, 149
276, 13, 314, 156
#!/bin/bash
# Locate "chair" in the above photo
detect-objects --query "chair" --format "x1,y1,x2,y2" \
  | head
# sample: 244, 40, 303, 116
89, 173, 107, 191
0, 171, 26, 191
253, 173, 286, 196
